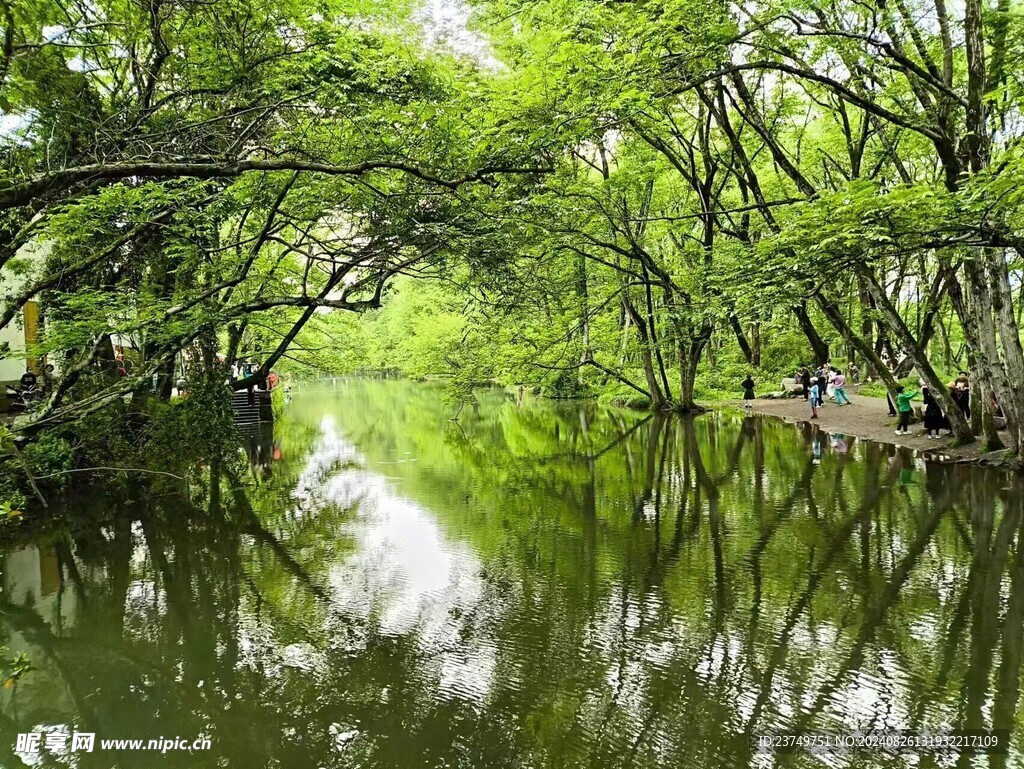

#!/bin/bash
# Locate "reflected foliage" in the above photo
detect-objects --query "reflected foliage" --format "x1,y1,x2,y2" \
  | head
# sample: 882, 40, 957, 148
1, 380, 1023, 768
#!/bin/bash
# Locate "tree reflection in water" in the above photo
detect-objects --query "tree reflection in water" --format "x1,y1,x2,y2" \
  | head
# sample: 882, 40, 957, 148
0, 379, 1022, 769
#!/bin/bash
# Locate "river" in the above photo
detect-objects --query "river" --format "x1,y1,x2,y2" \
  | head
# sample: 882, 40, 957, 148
1, 378, 1022, 768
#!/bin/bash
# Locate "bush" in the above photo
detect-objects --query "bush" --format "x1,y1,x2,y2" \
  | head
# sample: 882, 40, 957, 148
541, 368, 590, 399
858, 380, 888, 398
147, 379, 237, 463
599, 382, 651, 409
22, 433, 73, 487
695, 362, 747, 400
694, 362, 790, 401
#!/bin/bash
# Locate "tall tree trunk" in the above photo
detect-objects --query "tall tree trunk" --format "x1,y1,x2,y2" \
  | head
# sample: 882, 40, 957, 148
577, 253, 590, 387
642, 269, 673, 402
815, 293, 899, 392
980, 380, 1005, 451
677, 337, 708, 412
963, 0, 990, 174
947, 270, 1003, 448
793, 302, 829, 364
936, 311, 955, 373
959, 257, 1016, 449
729, 314, 754, 365
861, 269, 973, 442
984, 247, 1024, 454
622, 294, 667, 409
893, 269, 949, 377
858, 277, 874, 379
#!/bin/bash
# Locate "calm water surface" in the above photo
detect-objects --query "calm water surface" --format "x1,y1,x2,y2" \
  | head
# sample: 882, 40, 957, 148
2, 379, 1023, 768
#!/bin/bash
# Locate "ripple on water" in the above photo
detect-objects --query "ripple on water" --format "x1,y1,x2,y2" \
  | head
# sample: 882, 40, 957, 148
303, 420, 501, 708
8, 382, 1022, 769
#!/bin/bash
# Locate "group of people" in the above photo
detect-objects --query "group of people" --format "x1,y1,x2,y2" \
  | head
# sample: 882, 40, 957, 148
741, 362, 855, 417
794, 363, 854, 419
889, 373, 971, 438
230, 360, 284, 391
740, 361, 986, 445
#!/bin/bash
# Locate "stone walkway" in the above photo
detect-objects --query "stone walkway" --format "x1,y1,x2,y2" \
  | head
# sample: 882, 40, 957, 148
722, 388, 992, 462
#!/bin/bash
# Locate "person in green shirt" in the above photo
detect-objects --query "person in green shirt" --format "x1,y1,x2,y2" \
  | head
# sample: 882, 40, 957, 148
894, 385, 918, 435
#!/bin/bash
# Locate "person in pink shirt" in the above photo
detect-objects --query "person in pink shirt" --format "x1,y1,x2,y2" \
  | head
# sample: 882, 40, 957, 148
832, 369, 852, 406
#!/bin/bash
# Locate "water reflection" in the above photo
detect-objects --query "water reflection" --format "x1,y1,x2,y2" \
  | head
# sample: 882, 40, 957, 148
0, 379, 1022, 769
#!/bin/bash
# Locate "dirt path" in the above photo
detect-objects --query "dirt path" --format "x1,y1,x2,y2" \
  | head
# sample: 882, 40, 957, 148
714, 388, 992, 462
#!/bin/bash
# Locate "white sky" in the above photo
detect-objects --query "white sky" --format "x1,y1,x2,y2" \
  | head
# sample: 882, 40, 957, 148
415, 0, 500, 67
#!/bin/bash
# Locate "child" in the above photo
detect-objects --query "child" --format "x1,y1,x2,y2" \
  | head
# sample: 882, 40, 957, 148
741, 374, 755, 408
809, 379, 820, 419
894, 385, 918, 435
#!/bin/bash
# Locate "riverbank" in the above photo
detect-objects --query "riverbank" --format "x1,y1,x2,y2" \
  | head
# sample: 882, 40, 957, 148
717, 390, 1006, 464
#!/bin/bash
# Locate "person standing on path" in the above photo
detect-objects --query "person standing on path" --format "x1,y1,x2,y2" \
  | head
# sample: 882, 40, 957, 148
922, 384, 945, 439
809, 379, 820, 419
894, 385, 918, 435
952, 374, 970, 420
741, 374, 756, 408
833, 370, 852, 405
816, 370, 827, 407
801, 369, 811, 401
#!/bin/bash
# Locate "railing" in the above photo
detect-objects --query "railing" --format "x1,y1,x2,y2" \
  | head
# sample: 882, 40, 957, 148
230, 388, 274, 427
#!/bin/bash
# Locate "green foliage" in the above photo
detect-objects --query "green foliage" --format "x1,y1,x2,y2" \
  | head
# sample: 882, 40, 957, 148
695, 362, 759, 401
21, 432, 73, 483
147, 380, 238, 463
857, 381, 890, 399
0, 648, 31, 689
1, 0, 1024, 452
597, 384, 651, 409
